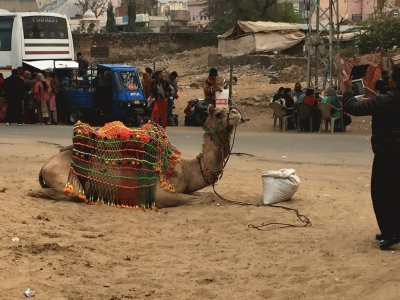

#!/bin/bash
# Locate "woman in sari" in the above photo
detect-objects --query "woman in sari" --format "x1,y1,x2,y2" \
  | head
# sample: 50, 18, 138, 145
33, 73, 50, 125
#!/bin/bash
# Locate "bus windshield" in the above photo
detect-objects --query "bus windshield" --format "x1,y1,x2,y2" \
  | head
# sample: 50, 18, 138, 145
22, 16, 68, 39
0, 17, 13, 51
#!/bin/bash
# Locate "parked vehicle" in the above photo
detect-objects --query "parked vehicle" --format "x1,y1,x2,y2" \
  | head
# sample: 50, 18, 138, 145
57, 64, 148, 126
0, 11, 74, 78
184, 86, 247, 126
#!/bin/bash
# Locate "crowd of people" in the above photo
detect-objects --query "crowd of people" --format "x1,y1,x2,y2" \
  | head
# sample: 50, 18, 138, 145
0, 67, 59, 126
272, 82, 352, 131
141, 67, 179, 128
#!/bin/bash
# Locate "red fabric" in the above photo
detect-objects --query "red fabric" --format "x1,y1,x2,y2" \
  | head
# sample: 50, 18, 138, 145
0, 76, 4, 88
303, 95, 317, 107
151, 99, 168, 128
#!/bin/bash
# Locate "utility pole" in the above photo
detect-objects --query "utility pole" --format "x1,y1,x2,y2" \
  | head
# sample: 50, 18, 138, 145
304, 0, 340, 89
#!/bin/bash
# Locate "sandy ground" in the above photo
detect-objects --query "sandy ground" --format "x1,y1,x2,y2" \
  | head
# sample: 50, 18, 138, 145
1, 48, 398, 299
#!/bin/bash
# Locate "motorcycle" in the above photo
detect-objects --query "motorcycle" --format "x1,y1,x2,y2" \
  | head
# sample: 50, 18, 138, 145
184, 87, 247, 126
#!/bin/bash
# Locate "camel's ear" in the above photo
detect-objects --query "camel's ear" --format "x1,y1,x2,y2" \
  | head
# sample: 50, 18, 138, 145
208, 104, 215, 115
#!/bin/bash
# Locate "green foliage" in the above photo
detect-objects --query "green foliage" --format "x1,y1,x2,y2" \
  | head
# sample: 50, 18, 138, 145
127, 0, 137, 32
205, 0, 301, 34
339, 46, 359, 58
357, 15, 400, 54
106, 2, 118, 32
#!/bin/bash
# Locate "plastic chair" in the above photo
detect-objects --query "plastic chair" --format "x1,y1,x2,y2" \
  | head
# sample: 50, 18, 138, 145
296, 103, 313, 132
317, 103, 344, 133
269, 102, 294, 132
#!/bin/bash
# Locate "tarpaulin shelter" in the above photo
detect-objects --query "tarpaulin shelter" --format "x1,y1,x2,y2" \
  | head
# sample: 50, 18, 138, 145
334, 52, 394, 92
217, 21, 306, 56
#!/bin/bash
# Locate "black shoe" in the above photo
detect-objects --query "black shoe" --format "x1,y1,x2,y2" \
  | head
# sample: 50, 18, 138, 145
376, 233, 386, 240
379, 237, 400, 250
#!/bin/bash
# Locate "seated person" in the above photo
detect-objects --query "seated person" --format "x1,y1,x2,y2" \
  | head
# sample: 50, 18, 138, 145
292, 82, 305, 104
300, 89, 321, 131
303, 88, 317, 107
282, 87, 295, 129
272, 87, 285, 104
320, 87, 344, 131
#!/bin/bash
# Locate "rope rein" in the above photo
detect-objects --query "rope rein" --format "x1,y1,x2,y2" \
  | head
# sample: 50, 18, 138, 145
210, 121, 312, 230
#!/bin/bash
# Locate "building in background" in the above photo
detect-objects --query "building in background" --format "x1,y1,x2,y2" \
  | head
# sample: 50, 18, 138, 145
187, 0, 207, 23
0, 0, 38, 12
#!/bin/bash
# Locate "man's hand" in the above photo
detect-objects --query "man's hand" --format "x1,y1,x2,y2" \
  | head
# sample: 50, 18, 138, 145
340, 80, 353, 95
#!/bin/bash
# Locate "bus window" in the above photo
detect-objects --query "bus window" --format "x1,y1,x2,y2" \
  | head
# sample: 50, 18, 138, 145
22, 16, 68, 39
0, 17, 13, 51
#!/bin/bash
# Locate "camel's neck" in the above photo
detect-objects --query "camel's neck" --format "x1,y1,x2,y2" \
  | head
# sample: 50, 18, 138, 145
183, 131, 231, 193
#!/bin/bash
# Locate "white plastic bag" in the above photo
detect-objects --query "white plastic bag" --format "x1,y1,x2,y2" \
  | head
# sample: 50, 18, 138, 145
262, 168, 300, 205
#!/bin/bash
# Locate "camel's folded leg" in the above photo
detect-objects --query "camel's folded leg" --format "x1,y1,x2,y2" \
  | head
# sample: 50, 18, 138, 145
28, 188, 75, 202
156, 191, 211, 208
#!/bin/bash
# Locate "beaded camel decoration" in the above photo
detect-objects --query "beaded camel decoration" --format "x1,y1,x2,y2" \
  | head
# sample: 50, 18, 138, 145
64, 121, 180, 208
30, 106, 242, 208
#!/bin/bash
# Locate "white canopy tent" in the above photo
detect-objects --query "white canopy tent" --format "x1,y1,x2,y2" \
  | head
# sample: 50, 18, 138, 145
218, 21, 306, 56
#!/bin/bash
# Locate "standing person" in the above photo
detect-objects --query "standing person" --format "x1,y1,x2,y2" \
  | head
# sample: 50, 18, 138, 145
142, 67, 153, 101
47, 71, 59, 124
203, 67, 222, 106
33, 73, 50, 125
3, 69, 25, 126
151, 71, 168, 128
340, 66, 400, 250
165, 71, 179, 125
76, 52, 89, 78
23, 70, 36, 124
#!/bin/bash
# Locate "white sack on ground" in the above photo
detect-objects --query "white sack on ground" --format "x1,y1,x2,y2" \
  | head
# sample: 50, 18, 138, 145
262, 169, 300, 205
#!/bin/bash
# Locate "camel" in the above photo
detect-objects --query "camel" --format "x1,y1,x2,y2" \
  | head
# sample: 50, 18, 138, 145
30, 106, 242, 208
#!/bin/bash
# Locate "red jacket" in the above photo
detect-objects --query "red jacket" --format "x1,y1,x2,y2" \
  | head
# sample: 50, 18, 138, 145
34, 81, 50, 102
303, 95, 317, 107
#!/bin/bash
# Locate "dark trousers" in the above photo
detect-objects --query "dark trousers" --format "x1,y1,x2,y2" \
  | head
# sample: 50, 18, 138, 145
5, 99, 23, 124
371, 152, 400, 237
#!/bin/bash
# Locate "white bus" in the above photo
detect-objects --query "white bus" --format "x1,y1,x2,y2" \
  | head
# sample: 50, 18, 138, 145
0, 11, 74, 77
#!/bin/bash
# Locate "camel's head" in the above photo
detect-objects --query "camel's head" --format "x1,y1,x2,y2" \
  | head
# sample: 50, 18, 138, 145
203, 105, 241, 134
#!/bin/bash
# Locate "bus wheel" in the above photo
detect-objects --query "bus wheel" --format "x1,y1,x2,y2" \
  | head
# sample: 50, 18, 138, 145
65, 108, 82, 125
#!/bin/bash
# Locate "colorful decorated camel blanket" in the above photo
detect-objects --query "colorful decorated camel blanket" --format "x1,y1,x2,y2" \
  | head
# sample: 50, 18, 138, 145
64, 121, 181, 208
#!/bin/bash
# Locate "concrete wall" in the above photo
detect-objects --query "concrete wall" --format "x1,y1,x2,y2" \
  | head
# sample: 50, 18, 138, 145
73, 32, 217, 62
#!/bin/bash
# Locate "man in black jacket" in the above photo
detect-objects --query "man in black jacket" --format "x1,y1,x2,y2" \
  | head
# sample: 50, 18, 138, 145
340, 67, 400, 250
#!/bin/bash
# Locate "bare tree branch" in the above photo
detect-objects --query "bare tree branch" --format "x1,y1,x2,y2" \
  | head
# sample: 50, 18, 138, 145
74, 0, 109, 18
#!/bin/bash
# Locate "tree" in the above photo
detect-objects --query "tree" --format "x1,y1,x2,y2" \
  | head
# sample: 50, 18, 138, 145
357, 14, 400, 54
127, 0, 137, 32
137, 0, 158, 15
205, 0, 301, 34
74, 0, 109, 18
106, 2, 118, 32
